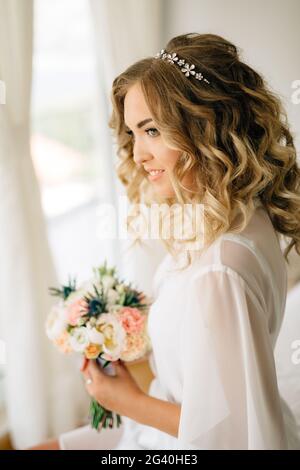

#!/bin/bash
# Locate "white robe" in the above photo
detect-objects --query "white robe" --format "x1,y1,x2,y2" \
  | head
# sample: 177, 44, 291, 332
59, 199, 300, 450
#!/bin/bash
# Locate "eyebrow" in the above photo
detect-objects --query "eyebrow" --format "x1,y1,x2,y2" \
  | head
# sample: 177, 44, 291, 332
125, 118, 153, 130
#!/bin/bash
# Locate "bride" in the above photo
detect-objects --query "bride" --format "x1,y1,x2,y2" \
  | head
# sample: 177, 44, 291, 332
28, 32, 300, 450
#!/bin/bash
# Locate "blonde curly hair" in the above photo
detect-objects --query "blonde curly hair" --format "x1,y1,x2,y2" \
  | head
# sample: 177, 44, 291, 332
108, 32, 300, 268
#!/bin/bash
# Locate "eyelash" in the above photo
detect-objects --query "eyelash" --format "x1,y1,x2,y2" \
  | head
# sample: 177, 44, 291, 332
125, 128, 159, 138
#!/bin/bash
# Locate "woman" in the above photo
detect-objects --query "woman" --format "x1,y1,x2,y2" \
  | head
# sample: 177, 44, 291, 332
30, 32, 300, 450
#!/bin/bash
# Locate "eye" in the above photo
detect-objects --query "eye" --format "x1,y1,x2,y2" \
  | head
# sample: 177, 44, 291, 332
125, 128, 160, 138
145, 127, 159, 137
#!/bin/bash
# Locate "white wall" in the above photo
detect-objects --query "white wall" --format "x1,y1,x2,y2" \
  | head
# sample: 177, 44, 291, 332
163, 0, 300, 150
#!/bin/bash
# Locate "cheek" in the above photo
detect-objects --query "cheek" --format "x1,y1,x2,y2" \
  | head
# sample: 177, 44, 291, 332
156, 149, 182, 170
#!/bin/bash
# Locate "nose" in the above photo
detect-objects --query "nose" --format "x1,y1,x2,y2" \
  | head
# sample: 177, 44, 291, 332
133, 140, 153, 166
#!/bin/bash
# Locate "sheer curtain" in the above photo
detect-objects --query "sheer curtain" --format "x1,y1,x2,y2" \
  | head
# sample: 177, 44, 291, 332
89, 0, 166, 298
0, 0, 88, 449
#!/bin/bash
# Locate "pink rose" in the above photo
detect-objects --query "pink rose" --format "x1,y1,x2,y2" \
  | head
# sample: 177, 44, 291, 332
66, 298, 88, 326
54, 331, 73, 354
117, 307, 145, 334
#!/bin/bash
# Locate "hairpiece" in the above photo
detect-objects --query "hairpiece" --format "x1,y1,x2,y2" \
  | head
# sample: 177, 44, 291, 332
155, 49, 210, 84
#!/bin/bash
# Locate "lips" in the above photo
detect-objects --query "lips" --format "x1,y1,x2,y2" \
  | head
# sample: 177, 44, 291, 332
147, 169, 165, 176
146, 169, 165, 182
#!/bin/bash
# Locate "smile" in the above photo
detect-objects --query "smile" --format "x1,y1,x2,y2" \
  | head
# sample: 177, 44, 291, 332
147, 169, 165, 181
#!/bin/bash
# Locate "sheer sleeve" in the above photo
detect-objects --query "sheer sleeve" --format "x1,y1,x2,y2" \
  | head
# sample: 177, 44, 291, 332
178, 266, 288, 450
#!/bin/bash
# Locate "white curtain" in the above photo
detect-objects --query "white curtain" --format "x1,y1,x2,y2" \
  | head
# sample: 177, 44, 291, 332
89, 0, 166, 298
0, 0, 88, 449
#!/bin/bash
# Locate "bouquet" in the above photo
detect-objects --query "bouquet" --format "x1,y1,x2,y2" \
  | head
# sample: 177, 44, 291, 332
45, 261, 152, 431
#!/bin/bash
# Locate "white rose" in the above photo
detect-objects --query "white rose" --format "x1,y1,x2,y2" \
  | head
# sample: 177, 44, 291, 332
46, 301, 68, 341
96, 313, 126, 360
106, 288, 120, 306
101, 275, 116, 292
87, 327, 105, 345
69, 327, 90, 352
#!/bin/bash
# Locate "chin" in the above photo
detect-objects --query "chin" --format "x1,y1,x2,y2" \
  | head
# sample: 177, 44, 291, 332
153, 187, 175, 199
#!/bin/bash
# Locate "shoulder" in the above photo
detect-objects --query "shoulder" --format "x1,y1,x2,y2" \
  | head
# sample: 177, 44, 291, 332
189, 233, 272, 314
193, 233, 266, 283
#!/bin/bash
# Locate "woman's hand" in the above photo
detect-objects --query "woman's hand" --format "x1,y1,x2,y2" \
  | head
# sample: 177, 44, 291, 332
80, 357, 145, 417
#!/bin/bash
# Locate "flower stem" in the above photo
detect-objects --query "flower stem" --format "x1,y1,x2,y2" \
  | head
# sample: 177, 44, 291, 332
89, 398, 122, 431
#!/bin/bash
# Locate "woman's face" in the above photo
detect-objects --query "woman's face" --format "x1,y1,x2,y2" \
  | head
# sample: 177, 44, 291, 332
124, 82, 192, 198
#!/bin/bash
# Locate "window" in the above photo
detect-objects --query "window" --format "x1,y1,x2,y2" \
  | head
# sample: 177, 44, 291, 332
31, 0, 109, 282
1, 0, 114, 441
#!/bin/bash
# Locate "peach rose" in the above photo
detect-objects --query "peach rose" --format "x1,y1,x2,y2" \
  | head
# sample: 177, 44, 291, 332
66, 298, 89, 326
117, 307, 145, 334
120, 333, 148, 362
54, 331, 73, 354
85, 343, 102, 359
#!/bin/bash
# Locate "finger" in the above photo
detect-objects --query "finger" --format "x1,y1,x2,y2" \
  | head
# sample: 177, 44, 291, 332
114, 360, 126, 375
84, 377, 94, 396
81, 361, 92, 380
88, 358, 104, 377
80, 356, 89, 372
81, 368, 90, 380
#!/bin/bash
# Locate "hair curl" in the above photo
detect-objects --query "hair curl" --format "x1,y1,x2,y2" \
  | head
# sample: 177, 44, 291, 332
108, 32, 300, 268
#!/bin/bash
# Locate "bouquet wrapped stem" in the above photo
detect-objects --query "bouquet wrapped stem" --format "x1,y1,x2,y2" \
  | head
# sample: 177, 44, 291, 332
89, 356, 122, 430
